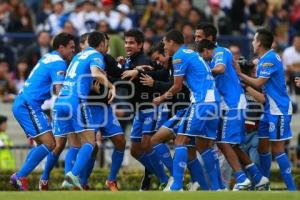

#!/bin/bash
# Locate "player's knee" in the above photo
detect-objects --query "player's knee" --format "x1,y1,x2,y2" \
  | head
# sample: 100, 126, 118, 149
53, 141, 65, 154
130, 147, 140, 159
46, 140, 56, 151
141, 140, 152, 153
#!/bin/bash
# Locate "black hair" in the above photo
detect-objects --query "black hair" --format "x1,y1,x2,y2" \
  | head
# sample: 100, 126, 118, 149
195, 39, 216, 53
0, 115, 7, 124
149, 41, 164, 56
79, 32, 90, 44
165, 29, 184, 45
124, 28, 145, 44
52, 32, 75, 50
88, 31, 106, 48
293, 32, 300, 38
196, 22, 217, 42
256, 29, 274, 49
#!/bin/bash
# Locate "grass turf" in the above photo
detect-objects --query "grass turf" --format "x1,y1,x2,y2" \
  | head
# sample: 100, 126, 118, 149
0, 191, 299, 200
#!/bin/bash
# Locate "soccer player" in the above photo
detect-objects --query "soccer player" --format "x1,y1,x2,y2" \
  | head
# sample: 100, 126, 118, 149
53, 31, 116, 190
10, 33, 75, 191
235, 29, 296, 191
39, 33, 90, 191
87, 33, 126, 191
153, 29, 220, 191
195, 23, 269, 190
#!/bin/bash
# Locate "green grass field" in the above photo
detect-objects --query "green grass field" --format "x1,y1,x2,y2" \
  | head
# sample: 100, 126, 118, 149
0, 191, 299, 200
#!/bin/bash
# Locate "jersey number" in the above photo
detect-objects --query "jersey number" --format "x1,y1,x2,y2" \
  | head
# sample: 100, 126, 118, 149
67, 61, 79, 79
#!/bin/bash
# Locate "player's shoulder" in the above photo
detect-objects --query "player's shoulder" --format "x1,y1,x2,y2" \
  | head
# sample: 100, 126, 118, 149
261, 50, 281, 65
41, 51, 64, 64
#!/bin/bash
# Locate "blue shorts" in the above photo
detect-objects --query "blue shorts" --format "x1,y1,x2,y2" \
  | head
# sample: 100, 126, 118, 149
154, 104, 170, 132
258, 113, 292, 141
162, 108, 187, 135
130, 109, 156, 142
12, 95, 52, 138
90, 104, 123, 138
53, 97, 94, 137
217, 109, 246, 144
177, 103, 220, 140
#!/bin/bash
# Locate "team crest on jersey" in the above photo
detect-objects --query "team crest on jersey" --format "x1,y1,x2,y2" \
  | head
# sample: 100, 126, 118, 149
269, 122, 275, 132
57, 71, 66, 75
182, 49, 193, 53
262, 62, 273, 67
144, 117, 152, 125
172, 59, 182, 64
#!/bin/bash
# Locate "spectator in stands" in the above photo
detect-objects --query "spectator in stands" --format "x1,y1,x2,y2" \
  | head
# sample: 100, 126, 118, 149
153, 12, 168, 39
0, 39, 14, 72
229, 44, 241, 61
14, 59, 29, 93
0, 0, 11, 35
0, 115, 15, 170
205, 0, 232, 35
35, 0, 53, 33
98, 0, 121, 31
169, 0, 191, 30
182, 22, 194, 48
115, 3, 133, 32
62, 21, 77, 36
47, 0, 68, 36
96, 20, 126, 58
188, 7, 206, 28
21, 30, 52, 71
0, 59, 16, 102
7, 1, 33, 33
143, 38, 153, 55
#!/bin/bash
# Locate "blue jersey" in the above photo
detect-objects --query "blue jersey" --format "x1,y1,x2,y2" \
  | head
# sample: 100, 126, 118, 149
60, 47, 105, 99
256, 49, 292, 115
212, 46, 246, 110
173, 46, 219, 103
21, 51, 67, 105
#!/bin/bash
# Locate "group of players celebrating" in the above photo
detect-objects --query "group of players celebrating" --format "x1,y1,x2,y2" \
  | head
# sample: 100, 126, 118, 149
9, 22, 297, 192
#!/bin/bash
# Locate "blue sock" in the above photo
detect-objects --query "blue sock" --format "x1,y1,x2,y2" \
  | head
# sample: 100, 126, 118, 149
71, 143, 94, 176
187, 158, 209, 190
201, 148, 220, 190
170, 145, 187, 190
234, 170, 247, 184
65, 146, 79, 174
245, 163, 263, 185
259, 152, 272, 178
275, 153, 296, 191
41, 152, 59, 180
154, 143, 173, 174
138, 153, 155, 173
108, 149, 124, 181
17, 144, 50, 177
213, 149, 226, 189
146, 149, 169, 183
80, 157, 96, 186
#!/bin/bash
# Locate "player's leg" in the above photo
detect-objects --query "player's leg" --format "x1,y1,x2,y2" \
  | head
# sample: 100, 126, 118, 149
269, 115, 296, 191
10, 98, 55, 191
257, 114, 272, 179
217, 109, 251, 190
151, 127, 174, 174
80, 144, 98, 190
233, 145, 269, 190
186, 145, 209, 191
39, 136, 67, 190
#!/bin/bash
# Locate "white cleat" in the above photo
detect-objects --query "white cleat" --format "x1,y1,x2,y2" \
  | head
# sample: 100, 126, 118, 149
163, 177, 174, 191
186, 182, 200, 191
255, 176, 270, 191
232, 178, 252, 191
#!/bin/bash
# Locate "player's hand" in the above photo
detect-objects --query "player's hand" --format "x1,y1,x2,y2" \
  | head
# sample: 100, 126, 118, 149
135, 65, 153, 71
295, 77, 300, 88
92, 81, 101, 93
121, 70, 138, 81
107, 86, 116, 104
153, 96, 163, 105
233, 60, 242, 75
140, 74, 154, 87
117, 56, 126, 65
